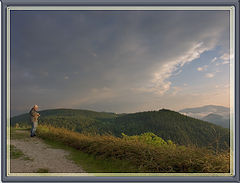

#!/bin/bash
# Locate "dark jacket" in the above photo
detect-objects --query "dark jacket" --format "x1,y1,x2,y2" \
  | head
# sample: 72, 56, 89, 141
29, 108, 40, 123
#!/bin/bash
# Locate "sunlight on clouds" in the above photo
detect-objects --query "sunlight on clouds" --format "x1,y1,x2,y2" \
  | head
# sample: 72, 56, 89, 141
221, 60, 230, 65
205, 73, 215, 78
134, 42, 210, 95
215, 53, 230, 65
210, 57, 217, 63
197, 67, 204, 71
197, 65, 208, 72
220, 53, 230, 61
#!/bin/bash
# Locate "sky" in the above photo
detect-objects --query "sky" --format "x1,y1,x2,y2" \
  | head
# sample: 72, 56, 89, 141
10, 10, 231, 116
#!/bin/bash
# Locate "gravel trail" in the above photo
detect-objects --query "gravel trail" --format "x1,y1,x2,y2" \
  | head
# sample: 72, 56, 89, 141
10, 130, 86, 173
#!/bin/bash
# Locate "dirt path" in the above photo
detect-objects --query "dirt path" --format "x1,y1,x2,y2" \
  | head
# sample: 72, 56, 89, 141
10, 130, 86, 173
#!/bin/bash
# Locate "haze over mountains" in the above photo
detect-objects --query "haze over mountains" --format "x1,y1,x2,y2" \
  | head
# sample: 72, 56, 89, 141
179, 105, 230, 128
11, 108, 229, 150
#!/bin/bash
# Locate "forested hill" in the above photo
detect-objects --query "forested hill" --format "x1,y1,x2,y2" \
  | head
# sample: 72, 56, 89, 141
11, 108, 118, 132
11, 108, 229, 150
104, 109, 229, 149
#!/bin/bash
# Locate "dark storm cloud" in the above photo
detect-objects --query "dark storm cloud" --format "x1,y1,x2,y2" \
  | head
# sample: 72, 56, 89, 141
10, 10, 229, 116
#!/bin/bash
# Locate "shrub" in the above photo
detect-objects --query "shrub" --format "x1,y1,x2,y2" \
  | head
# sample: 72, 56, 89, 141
37, 125, 230, 173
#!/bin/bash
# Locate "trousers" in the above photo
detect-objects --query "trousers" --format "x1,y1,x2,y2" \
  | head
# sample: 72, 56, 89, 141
30, 121, 38, 137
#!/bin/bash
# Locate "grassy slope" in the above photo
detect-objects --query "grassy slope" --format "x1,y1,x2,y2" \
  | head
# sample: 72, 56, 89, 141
36, 125, 230, 173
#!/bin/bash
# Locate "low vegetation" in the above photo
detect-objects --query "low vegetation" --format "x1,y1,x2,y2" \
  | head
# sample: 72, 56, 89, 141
44, 138, 142, 173
37, 125, 230, 173
10, 145, 25, 159
11, 128, 31, 140
10, 144, 33, 161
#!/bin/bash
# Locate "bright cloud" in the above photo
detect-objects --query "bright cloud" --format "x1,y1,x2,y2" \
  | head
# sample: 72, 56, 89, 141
197, 65, 208, 72
205, 73, 215, 78
142, 42, 210, 95
220, 53, 230, 61
197, 67, 204, 71
215, 53, 230, 65
211, 57, 217, 63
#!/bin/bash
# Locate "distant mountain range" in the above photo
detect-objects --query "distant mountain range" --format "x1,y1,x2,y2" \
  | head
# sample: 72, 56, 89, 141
11, 108, 229, 150
179, 105, 230, 128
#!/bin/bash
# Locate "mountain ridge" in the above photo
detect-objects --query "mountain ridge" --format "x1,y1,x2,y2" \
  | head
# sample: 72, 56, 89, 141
11, 108, 229, 150
179, 105, 230, 128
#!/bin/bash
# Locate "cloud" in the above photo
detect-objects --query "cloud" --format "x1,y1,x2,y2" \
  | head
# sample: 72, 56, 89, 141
132, 42, 208, 95
220, 53, 230, 61
197, 67, 204, 71
197, 64, 208, 72
211, 57, 218, 63
219, 53, 230, 65
221, 60, 230, 65
146, 42, 209, 95
215, 53, 230, 65
197, 53, 229, 74
205, 73, 215, 78
10, 10, 230, 115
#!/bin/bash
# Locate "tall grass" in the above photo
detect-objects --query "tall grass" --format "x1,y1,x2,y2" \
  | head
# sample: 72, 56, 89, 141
37, 125, 229, 173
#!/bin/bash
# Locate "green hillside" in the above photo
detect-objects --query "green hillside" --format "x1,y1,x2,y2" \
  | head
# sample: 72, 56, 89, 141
105, 109, 229, 150
11, 108, 229, 150
11, 108, 118, 133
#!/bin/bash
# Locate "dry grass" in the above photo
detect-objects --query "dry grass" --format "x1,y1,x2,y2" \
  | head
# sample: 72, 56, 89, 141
37, 125, 230, 173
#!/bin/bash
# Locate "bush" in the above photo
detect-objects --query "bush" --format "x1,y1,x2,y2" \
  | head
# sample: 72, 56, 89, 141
121, 132, 176, 147
37, 125, 230, 173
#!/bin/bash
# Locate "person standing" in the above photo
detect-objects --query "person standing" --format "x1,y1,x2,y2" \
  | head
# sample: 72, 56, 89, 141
29, 104, 40, 137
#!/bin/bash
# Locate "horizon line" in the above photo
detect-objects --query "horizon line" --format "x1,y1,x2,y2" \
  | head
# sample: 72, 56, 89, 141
11, 104, 230, 117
